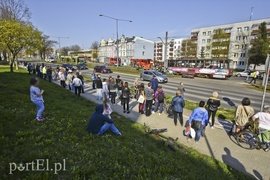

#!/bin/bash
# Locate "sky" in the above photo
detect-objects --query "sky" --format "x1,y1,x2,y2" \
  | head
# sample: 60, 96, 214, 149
25, 0, 270, 49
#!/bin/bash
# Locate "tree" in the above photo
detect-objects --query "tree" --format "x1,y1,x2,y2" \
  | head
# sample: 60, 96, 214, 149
69, 44, 81, 51
200, 47, 205, 58
61, 46, 70, 56
91, 41, 99, 60
0, 20, 41, 72
38, 35, 57, 60
249, 22, 270, 68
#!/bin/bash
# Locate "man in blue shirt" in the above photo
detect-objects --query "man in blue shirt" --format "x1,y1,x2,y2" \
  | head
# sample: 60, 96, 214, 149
150, 75, 158, 93
188, 101, 208, 143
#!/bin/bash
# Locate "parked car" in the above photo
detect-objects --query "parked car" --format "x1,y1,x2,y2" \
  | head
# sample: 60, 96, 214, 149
45, 57, 55, 63
76, 64, 88, 70
140, 70, 168, 83
94, 65, 112, 73
235, 70, 255, 77
62, 63, 74, 70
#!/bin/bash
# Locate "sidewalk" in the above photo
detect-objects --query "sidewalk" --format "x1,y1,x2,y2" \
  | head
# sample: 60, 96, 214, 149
55, 80, 269, 180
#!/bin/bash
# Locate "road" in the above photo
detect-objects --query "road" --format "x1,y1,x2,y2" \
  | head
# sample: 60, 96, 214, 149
25, 61, 269, 112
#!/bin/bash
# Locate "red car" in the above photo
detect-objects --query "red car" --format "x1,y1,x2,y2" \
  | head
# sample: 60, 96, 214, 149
94, 65, 112, 73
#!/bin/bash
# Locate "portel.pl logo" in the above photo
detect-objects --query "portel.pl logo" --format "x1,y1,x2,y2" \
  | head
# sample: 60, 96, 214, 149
9, 159, 66, 174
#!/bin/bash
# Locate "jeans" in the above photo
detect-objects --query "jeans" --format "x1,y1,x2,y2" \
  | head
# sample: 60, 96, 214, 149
33, 101, 44, 118
154, 102, 163, 113
122, 98, 129, 111
208, 110, 217, 126
43, 74, 47, 80
173, 111, 183, 126
92, 80, 96, 89
96, 89, 102, 100
250, 77, 256, 84
195, 125, 205, 142
145, 100, 153, 116
111, 92, 116, 104
75, 86, 82, 96
103, 92, 109, 101
98, 123, 120, 135
48, 74, 52, 82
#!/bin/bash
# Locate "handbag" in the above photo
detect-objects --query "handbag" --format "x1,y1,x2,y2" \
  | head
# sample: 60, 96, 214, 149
137, 95, 144, 104
191, 120, 202, 131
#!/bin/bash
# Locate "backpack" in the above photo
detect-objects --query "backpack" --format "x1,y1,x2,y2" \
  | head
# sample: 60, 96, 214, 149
157, 91, 164, 102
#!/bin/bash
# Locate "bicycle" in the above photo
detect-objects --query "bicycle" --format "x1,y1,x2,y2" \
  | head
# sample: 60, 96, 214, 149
144, 123, 188, 153
235, 128, 270, 151
163, 101, 173, 116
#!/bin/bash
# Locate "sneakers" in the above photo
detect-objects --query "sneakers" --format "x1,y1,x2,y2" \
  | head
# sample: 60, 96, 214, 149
152, 111, 155, 114
123, 111, 126, 113
159, 113, 161, 115
36, 117, 45, 121
127, 111, 130, 114
211, 126, 214, 129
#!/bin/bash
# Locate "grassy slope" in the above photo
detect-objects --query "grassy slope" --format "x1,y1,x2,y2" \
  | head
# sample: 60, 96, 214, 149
0, 66, 250, 179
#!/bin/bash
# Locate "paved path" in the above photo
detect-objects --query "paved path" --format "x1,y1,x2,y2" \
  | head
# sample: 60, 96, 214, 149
52, 80, 269, 180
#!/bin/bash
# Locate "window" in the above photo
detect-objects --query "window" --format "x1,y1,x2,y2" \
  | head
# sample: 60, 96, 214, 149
244, 26, 249, 31
235, 45, 239, 49
243, 36, 247, 41
240, 53, 246, 57
242, 44, 247, 49
202, 39, 206, 43
202, 32, 206, 36
233, 53, 238, 57
207, 39, 211, 43
205, 53, 210, 57
206, 46, 211, 50
239, 61, 245, 65
142, 51, 145, 56
208, 31, 211, 35
237, 27, 242, 32
236, 36, 241, 41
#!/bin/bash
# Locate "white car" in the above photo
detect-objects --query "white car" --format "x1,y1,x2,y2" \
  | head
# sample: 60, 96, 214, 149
45, 57, 55, 63
235, 70, 254, 77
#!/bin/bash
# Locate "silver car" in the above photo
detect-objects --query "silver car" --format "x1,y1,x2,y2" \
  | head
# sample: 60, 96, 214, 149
140, 70, 168, 83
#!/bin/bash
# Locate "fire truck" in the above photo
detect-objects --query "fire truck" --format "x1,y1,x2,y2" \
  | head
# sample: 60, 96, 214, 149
130, 59, 154, 70
104, 57, 121, 66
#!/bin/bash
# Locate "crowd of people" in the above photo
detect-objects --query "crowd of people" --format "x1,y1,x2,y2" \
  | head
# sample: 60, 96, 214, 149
27, 65, 270, 150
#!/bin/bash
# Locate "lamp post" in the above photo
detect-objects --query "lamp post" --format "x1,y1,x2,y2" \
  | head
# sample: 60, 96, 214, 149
51, 36, 69, 62
99, 14, 132, 68
158, 31, 174, 69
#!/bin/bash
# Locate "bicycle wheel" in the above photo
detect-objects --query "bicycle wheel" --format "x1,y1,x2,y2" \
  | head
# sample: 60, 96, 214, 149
236, 131, 258, 150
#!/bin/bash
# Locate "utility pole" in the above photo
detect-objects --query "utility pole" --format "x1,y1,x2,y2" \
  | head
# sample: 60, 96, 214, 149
158, 31, 171, 69
245, 7, 254, 70
261, 54, 270, 111
51, 36, 69, 61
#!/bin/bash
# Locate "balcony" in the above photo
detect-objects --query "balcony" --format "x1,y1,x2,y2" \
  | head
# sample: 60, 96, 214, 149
191, 36, 198, 40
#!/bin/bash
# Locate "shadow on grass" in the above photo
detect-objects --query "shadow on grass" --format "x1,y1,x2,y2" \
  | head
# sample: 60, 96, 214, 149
0, 68, 252, 179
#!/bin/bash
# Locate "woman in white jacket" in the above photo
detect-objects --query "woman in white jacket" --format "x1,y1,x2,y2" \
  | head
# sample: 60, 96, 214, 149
102, 78, 109, 101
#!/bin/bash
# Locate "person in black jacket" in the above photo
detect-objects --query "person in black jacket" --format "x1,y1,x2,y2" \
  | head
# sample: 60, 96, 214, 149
95, 74, 103, 100
207, 91, 221, 128
77, 72, 84, 93
87, 104, 121, 135
121, 82, 130, 114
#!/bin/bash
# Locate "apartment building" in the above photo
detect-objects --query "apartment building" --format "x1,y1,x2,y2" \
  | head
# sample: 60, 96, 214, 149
98, 35, 154, 64
154, 38, 185, 62
191, 18, 270, 69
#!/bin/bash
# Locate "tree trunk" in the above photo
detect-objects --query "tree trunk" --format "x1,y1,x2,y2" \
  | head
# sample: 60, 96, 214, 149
10, 58, 15, 73
15, 57, 18, 70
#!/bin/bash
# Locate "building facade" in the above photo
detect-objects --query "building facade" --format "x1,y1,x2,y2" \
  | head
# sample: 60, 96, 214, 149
98, 35, 154, 64
190, 18, 270, 69
154, 38, 185, 62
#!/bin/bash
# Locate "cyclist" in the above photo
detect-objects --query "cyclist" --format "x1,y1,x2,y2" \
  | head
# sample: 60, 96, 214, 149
252, 105, 270, 152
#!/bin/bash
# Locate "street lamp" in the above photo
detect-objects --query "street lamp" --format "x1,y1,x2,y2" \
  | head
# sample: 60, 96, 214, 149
51, 36, 69, 62
99, 14, 132, 68
157, 33, 174, 69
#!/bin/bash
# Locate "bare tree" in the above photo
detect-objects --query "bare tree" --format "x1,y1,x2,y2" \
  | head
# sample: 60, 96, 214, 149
38, 35, 57, 60
91, 41, 99, 59
61, 46, 71, 56
69, 44, 81, 51
0, 0, 31, 22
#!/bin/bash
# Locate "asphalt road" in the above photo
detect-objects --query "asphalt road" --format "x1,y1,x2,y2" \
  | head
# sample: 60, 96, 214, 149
26, 61, 269, 112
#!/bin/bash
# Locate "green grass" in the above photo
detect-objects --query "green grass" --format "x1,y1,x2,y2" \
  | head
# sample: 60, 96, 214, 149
0, 66, 251, 179
244, 83, 270, 93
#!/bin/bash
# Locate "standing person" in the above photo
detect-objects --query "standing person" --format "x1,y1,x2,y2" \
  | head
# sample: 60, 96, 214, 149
188, 101, 209, 143
91, 70, 97, 89
77, 72, 85, 93
172, 90, 185, 126
27, 63, 32, 74
102, 78, 109, 101
42, 66, 47, 80
39, 65, 43, 78
178, 82, 186, 94
87, 104, 121, 136
249, 71, 257, 84
32, 64, 36, 75
121, 82, 130, 113
150, 75, 158, 93
109, 78, 117, 104
116, 75, 121, 96
46, 66, 52, 82
30, 77, 45, 121
59, 68, 66, 88
145, 82, 154, 116
66, 70, 73, 90
153, 85, 166, 115
103, 98, 113, 119
138, 83, 145, 114
133, 78, 139, 98
234, 97, 254, 133
36, 64, 40, 76
72, 74, 83, 96
95, 74, 103, 100
206, 91, 221, 129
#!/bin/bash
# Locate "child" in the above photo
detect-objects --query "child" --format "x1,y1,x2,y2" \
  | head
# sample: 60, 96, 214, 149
103, 99, 112, 119
30, 77, 45, 121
